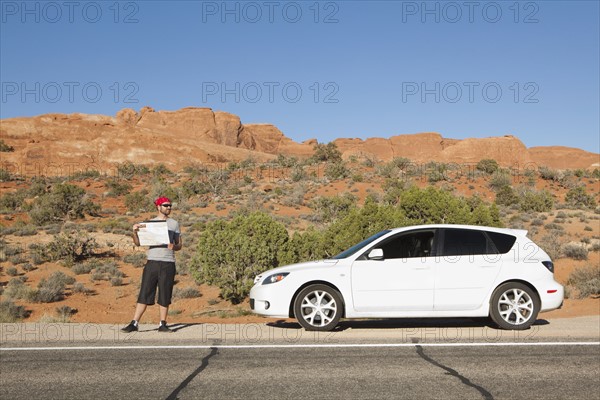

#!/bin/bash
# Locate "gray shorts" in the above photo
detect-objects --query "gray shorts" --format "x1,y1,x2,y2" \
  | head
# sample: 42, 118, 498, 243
137, 260, 176, 307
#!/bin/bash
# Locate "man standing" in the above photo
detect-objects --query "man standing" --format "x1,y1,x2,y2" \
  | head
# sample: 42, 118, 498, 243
121, 196, 182, 333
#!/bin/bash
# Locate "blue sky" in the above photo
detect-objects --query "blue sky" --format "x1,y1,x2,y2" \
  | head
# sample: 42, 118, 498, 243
1, 0, 599, 153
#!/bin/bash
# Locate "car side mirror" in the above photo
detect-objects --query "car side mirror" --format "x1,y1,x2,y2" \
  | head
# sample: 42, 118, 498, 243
367, 248, 384, 260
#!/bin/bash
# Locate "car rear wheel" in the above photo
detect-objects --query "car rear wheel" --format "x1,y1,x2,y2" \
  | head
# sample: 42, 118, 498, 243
294, 284, 343, 331
490, 282, 540, 330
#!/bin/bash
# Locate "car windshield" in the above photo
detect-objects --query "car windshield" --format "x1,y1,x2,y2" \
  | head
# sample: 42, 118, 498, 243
331, 230, 391, 260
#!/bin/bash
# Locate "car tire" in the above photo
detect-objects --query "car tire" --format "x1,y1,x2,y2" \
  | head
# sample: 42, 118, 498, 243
490, 282, 540, 330
294, 284, 343, 331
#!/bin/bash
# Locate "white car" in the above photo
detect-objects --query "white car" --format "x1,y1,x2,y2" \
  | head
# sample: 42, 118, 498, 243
250, 224, 564, 331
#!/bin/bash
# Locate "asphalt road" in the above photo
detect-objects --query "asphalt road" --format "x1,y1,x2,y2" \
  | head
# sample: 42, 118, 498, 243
1, 345, 599, 399
1, 317, 599, 400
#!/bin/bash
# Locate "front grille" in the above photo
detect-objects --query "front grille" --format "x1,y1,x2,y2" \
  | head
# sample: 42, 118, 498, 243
250, 298, 255, 310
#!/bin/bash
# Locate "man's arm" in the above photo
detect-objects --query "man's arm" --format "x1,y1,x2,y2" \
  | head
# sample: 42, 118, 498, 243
132, 224, 142, 246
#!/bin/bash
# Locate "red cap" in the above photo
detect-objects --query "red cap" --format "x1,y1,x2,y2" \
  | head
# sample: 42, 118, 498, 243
154, 197, 171, 206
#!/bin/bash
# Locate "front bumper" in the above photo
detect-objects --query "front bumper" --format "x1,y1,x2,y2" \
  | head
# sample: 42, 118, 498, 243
249, 282, 294, 318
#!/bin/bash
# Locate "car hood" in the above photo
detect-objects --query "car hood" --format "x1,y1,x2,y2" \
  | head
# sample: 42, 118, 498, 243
255, 259, 340, 282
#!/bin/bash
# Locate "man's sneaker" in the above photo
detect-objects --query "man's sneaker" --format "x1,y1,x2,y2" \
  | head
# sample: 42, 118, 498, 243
158, 322, 173, 333
121, 320, 138, 333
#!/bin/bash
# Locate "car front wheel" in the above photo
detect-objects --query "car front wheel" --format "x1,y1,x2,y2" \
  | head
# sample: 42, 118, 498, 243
490, 282, 540, 330
294, 284, 343, 331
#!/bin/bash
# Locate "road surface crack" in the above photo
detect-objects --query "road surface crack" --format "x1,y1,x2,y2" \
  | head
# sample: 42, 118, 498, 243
413, 339, 493, 400
165, 346, 219, 400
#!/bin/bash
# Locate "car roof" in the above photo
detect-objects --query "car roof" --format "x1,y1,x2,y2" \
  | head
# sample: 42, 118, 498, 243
387, 224, 528, 237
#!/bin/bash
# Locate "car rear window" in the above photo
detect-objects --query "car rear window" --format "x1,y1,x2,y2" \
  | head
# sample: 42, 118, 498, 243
485, 231, 517, 254
441, 228, 497, 256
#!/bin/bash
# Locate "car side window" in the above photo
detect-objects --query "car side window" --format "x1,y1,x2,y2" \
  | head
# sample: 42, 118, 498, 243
377, 230, 436, 259
441, 229, 498, 256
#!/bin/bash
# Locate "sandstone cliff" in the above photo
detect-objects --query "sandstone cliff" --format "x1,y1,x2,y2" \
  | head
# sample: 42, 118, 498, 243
1, 106, 597, 176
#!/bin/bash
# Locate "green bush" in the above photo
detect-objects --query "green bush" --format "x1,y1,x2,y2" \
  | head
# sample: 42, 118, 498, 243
489, 171, 512, 191
106, 178, 133, 197
565, 186, 597, 208
191, 212, 289, 304
125, 190, 155, 214
116, 161, 149, 179
324, 161, 349, 180
308, 193, 357, 223
518, 189, 554, 212
29, 183, 100, 225
562, 243, 589, 260
311, 142, 342, 163
44, 232, 98, 266
398, 186, 502, 227
567, 265, 600, 299
35, 271, 75, 303
476, 159, 499, 174
123, 252, 146, 268
495, 185, 519, 206
3, 278, 36, 301
0, 300, 28, 322
0, 140, 15, 152
173, 286, 202, 299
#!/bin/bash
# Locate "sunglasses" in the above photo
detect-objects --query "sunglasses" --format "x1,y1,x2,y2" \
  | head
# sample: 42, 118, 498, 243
161, 204, 172, 208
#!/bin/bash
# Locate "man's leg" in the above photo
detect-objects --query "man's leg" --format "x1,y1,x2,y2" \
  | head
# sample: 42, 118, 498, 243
159, 305, 168, 322
134, 303, 148, 321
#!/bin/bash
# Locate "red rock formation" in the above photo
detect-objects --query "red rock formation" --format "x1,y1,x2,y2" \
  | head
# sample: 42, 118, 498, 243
0, 106, 597, 176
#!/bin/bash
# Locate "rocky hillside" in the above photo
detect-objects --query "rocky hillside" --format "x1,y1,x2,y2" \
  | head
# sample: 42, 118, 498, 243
1, 106, 598, 175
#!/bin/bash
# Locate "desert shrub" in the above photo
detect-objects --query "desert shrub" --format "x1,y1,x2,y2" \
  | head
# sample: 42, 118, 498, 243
123, 252, 146, 268
72, 282, 92, 295
44, 232, 98, 266
191, 212, 289, 304
106, 178, 133, 197
276, 154, 299, 168
382, 178, 409, 206
567, 265, 600, 299
29, 183, 100, 225
537, 231, 564, 260
398, 186, 502, 227
324, 161, 349, 180
0, 300, 28, 322
0, 139, 15, 152
173, 286, 202, 299
519, 189, 554, 212
116, 161, 149, 179
495, 185, 519, 206
476, 159, 499, 174
71, 260, 100, 275
90, 261, 123, 281
6, 266, 18, 276
55, 305, 76, 321
3, 278, 36, 301
310, 142, 342, 163
35, 271, 75, 303
279, 226, 328, 265
125, 190, 155, 214
565, 186, 597, 208
0, 189, 27, 212
110, 276, 124, 286
489, 171, 512, 191
562, 243, 589, 260
152, 163, 173, 177
539, 166, 561, 181
308, 193, 357, 223
0, 168, 12, 182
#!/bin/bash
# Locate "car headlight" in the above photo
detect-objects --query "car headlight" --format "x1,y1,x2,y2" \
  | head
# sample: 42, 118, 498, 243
262, 272, 289, 285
